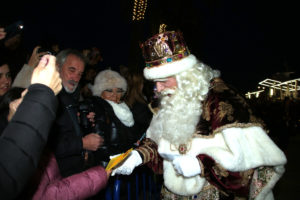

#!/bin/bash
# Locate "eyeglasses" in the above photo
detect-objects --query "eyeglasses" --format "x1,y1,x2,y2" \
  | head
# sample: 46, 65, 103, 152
103, 88, 124, 96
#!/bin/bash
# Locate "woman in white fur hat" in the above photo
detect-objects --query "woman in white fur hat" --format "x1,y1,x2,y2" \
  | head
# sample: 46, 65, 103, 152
89, 69, 141, 198
89, 69, 137, 164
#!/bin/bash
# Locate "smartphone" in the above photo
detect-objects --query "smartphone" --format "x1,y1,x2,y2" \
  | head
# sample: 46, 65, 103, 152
37, 47, 53, 55
4, 20, 24, 39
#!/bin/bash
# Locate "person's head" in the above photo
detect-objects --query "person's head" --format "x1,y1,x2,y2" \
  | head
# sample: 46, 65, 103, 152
141, 30, 220, 100
0, 87, 25, 121
91, 69, 127, 104
0, 61, 12, 96
56, 49, 86, 93
140, 30, 220, 145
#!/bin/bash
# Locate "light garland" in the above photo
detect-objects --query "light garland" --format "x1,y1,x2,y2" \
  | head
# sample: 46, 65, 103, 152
132, 0, 148, 21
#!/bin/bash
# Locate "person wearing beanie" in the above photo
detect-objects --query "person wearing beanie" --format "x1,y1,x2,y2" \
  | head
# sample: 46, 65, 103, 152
111, 29, 287, 199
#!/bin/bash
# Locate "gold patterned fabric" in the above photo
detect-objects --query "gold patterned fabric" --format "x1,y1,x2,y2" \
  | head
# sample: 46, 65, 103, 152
140, 31, 190, 68
136, 138, 164, 174
249, 167, 277, 200
199, 78, 266, 133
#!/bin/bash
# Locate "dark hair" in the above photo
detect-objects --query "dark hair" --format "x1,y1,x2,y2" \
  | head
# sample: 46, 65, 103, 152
0, 55, 11, 67
0, 87, 25, 117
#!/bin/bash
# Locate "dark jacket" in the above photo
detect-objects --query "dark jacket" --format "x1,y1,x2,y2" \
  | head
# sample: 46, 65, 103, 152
0, 113, 8, 136
0, 84, 58, 200
89, 97, 141, 166
130, 101, 153, 140
50, 87, 86, 177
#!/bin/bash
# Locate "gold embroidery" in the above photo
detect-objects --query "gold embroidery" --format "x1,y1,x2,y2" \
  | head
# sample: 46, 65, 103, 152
170, 140, 192, 154
213, 163, 229, 177
217, 101, 234, 122
211, 78, 229, 93
194, 122, 266, 138
240, 169, 254, 186
202, 100, 212, 121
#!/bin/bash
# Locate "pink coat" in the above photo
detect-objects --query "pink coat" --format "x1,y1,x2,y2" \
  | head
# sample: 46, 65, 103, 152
31, 153, 108, 200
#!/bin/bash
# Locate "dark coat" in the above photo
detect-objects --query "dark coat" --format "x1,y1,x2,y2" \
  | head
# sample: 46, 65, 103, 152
50, 87, 86, 177
0, 84, 58, 200
130, 101, 153, 140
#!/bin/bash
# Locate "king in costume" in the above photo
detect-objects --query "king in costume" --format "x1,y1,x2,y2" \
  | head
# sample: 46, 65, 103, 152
112, 29, 287, 200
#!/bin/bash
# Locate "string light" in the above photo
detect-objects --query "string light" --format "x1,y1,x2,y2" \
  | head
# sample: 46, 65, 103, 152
132, 0, 148, 21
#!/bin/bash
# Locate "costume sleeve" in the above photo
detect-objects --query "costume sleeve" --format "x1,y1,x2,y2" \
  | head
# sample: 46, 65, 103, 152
136, 138, 163, 174
196, 79, 274, 197
0, 84, 58, 199
197, 154, 254, 197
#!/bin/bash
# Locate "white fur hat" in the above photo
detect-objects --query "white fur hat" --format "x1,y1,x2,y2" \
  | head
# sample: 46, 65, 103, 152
91, 69, 127, 96
143, 54, 197, 80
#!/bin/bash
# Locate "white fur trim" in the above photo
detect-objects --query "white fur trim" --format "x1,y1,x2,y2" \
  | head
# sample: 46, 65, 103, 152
163, 160, 206, 196
143, 54, 197, 80
157, 125, 287, 196
106, 100, 134, 127
190, 126, 287, 171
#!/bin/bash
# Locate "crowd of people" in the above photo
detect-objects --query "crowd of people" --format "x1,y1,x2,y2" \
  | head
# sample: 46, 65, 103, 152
0, 24, 287, 200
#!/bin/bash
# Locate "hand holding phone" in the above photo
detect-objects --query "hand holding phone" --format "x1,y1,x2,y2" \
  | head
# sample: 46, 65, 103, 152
4, 20, 24, 39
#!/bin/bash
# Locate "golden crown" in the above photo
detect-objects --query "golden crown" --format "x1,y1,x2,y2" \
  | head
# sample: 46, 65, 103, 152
140, 30, 190, 68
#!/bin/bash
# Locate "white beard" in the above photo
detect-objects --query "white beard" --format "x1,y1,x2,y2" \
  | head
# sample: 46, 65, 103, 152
146, 62, 219, 146
147, 88, 202, 146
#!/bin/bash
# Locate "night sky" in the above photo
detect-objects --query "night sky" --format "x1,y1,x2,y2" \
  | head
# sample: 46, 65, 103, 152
1, 0, 299, 93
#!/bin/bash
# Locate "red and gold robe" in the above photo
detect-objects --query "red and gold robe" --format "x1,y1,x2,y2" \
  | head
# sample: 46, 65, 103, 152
136, 78, 286, 200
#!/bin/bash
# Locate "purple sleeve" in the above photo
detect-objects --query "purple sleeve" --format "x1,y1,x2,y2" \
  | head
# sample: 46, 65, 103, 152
36, 159, 108, 200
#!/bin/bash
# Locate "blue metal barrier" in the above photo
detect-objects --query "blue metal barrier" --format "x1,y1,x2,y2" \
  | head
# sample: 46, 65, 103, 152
105, 170, 162, 200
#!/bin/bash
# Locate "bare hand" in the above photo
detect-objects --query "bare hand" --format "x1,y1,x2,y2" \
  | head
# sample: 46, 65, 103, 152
82, 133, 104, 151
27, 46, 48, 68
106, 170, 112, 179
8, 90, 28, 121
31, 55, 62, 95
87, 112, 95, 123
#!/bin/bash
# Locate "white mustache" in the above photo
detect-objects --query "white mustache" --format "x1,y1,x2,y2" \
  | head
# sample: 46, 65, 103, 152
160, 88, 176, 96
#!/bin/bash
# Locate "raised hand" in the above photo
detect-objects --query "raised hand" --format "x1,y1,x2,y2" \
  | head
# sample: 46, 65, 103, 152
31, 55, 62, 95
